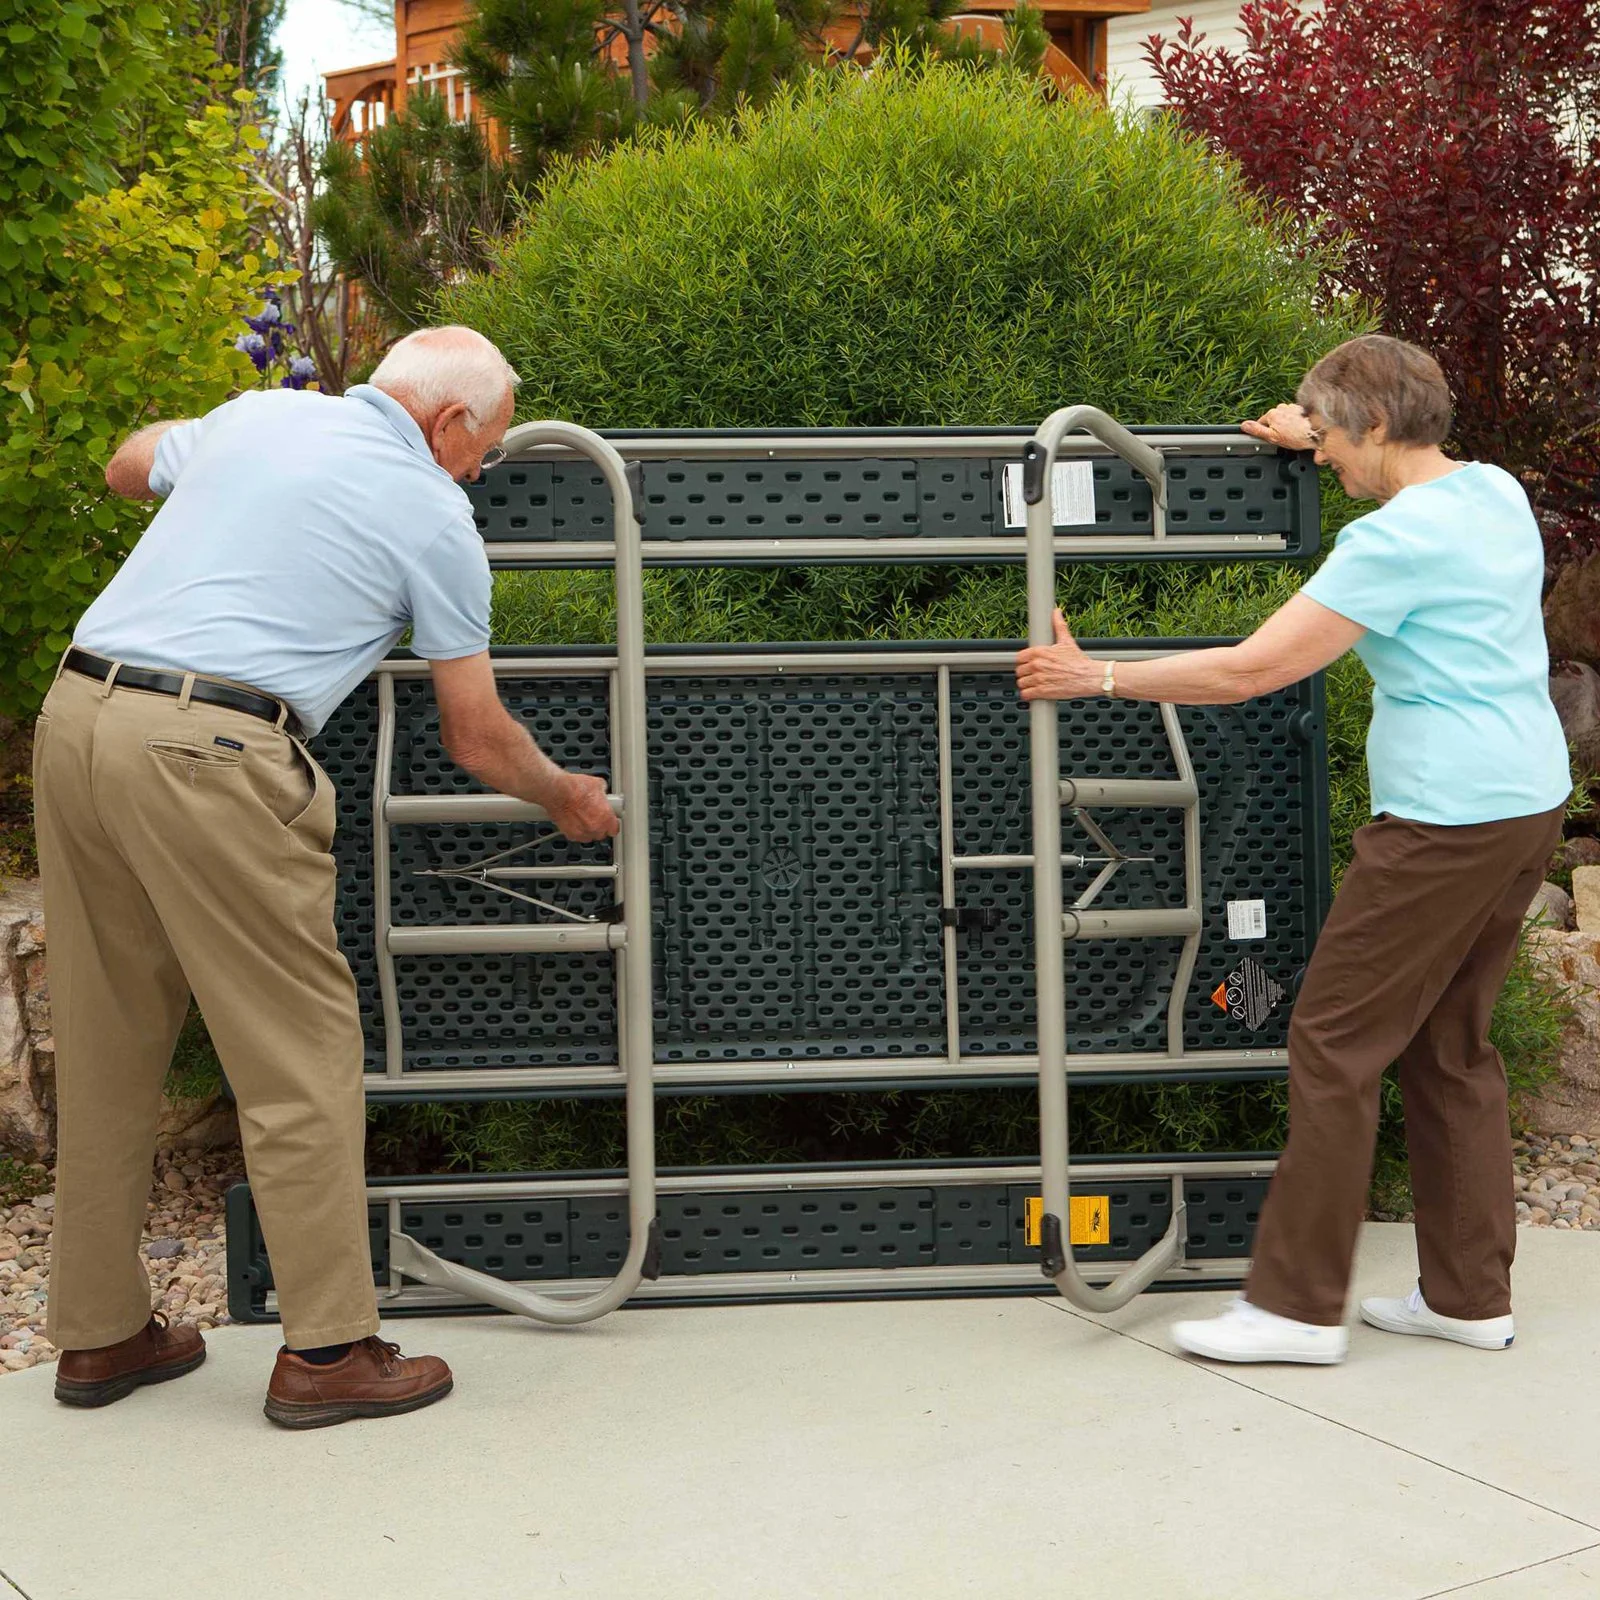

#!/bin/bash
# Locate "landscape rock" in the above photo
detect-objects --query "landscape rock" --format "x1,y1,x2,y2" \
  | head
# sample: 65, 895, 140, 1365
1521, 928, 1600, 1137
1548, 661, 1600, 773
1551, 836, 1600, 877
1545, 554, 1600, 668
0, 879, 236, 1161
1574, 867, 1600, 934
0, 881, 51, 1160
1528, 880, 1576, 930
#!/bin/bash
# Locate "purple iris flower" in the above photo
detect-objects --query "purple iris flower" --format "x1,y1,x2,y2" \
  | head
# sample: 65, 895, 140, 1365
234, 330, 271, 372
245, 292, 295, 339
281, 355, 318, 391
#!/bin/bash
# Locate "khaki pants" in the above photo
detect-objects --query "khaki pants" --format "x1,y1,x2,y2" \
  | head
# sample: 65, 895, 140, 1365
1246, 804, 1566, 1327
34, 666, 379, 1351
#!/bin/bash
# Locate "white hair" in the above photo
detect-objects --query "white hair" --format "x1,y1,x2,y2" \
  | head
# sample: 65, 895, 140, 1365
369, 326, 521, 427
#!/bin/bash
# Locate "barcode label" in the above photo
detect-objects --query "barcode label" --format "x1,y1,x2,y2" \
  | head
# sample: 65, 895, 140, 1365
1226, 899, 1268, 940
1002, 460, 1096, 529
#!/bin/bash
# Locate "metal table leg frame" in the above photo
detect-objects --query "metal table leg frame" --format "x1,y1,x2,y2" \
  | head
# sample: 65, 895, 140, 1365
937, 665, 1204, 1078
1024, 406, 1190, 1310
384, 421, 660, 1323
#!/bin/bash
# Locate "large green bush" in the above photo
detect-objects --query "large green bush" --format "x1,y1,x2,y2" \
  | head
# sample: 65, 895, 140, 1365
404, 62, 1565, 1190
445, 59, 1361, 426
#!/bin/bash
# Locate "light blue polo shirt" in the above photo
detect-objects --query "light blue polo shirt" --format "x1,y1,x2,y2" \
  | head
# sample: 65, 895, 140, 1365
74, 384, 491, 734
1302, 462, 1568, 825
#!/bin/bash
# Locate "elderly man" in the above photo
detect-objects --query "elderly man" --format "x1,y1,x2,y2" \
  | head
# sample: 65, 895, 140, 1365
35, 326, 616, 1427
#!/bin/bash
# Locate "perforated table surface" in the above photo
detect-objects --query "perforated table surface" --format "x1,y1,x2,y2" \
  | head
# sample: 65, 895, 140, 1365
321, 641, 1327, 1097
465, 426, 1322, 566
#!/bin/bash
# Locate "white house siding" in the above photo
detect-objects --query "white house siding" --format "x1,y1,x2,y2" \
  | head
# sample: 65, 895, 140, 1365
1105, 3, 1266, 112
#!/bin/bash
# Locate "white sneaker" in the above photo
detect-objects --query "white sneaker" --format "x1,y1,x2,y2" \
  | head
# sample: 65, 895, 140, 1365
1359, 1286, 1514, 1350
1170, 1296, 1348, 1364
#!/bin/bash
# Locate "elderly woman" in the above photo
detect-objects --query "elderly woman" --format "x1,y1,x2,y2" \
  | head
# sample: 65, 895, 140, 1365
1016, 334, 1569, 1364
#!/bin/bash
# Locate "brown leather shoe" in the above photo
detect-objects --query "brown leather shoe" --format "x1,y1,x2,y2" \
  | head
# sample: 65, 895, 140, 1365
54, 1313, 207, 1407
264, 1336, 453, 1429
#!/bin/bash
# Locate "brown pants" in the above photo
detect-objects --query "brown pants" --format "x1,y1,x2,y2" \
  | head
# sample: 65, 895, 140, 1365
34, 666, 379, 1351
1246, 804, 1566, 1327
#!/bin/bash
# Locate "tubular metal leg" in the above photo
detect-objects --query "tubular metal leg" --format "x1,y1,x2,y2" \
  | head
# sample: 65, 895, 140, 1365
386, 421, 660, 1323
1026, 407, 1187, 1310
1159, 701, 1203, 1059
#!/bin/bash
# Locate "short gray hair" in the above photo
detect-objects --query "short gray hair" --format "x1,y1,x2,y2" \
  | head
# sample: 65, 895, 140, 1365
369, 326, 521, 428
1297, 334, 1452, 447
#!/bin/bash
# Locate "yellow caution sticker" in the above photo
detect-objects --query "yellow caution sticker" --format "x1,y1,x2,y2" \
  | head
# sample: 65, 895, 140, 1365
1071, 1194, 1111, 1246
1024, 1195, 1111, 1247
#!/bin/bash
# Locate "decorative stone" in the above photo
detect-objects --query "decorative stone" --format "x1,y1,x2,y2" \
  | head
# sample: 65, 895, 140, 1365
1545, 554, 1600, 668
1549, 661, 1600, 773
1573, 867, 1600, 934
0, 879, 238, 1162
1529, 881, 1576, 931
1522, 928, 1600, 1137
0, 881, 51, 1161
1551, 836, 1600, 877
154, 1093, 238, 1152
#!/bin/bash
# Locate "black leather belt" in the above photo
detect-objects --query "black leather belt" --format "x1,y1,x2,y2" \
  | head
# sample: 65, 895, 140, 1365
64, 648, 298, 732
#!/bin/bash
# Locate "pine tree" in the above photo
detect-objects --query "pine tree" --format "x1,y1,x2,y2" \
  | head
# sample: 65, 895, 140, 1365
319, 0, 1055, 327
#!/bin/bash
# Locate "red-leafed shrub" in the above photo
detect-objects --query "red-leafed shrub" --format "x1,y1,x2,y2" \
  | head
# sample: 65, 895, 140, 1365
1148, 0, 1600, 576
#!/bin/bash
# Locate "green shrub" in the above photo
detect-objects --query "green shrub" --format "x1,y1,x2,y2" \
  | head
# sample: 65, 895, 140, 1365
0, 1154, 50, 1208
368, 1081, 1292, 1176
445, 59, 1364, 427
0, 2, 269, 718
164, 1004, 224, 1103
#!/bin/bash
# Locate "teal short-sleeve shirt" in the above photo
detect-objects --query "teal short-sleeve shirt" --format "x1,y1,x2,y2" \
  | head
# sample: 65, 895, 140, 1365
1301, 463, 1568, 825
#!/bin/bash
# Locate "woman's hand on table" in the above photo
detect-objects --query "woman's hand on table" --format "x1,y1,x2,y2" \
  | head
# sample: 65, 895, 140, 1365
1242, 404, 1319, 452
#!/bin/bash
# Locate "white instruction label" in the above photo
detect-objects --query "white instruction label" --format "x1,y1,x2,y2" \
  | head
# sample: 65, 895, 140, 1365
1226, 899, 1268, 940
1002, 460, 1096, 529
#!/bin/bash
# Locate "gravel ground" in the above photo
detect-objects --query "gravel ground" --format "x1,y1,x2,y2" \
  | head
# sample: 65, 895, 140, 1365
1513, 1130, 1600, 1228
0, 1146, 242, 1374
3, 1133, 1599, 1373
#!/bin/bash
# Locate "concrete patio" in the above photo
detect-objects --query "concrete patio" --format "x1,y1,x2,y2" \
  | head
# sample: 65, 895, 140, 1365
2, 1222, 1597, 1600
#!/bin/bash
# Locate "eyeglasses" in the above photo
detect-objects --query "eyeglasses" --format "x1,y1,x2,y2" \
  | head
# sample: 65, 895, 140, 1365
1305, 424, 1327, 449
457, 445, 508, 487
459, 444, 507, 486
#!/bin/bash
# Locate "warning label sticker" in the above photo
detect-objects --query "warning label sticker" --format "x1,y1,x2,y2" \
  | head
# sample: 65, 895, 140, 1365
1024, 1194, 1111, 1247
1002, 460, 1096, 529
1210, 957, 1286, 1031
